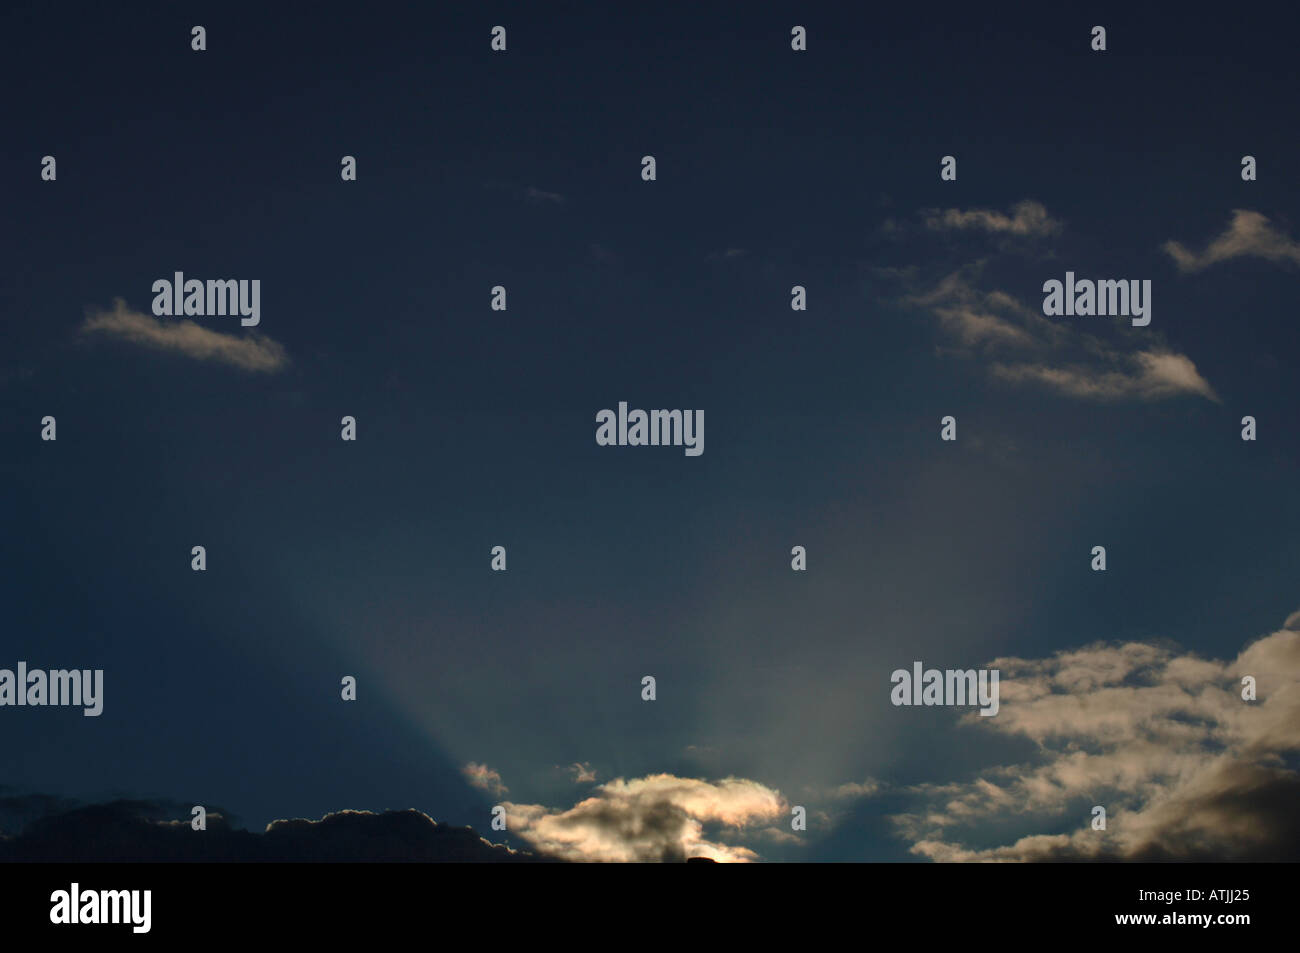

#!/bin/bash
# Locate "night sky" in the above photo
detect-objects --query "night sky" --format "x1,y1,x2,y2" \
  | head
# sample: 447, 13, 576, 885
3, 2, 1298, 862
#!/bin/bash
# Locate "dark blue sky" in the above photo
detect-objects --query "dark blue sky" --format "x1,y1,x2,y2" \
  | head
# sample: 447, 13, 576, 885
3, 2, 1298, 861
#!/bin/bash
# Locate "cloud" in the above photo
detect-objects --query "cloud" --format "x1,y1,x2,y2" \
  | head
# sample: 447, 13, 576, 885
589, 243, 619, 264
569, 762, 598, 783
901, 265, 1217, 402
81, 299, 287, 372
1, 778, 791, 864
891, 609, 1300, 861
485, 180, 566, 205
1163, 210, 1300, 272
258, 809, 538, 861
826, 779, 884, 801
903, 264, 1068, 355
922, 200, 1063, 237
990, 350, 1218, 402
0, 791, 80, 833
0, 366, 36, 387
0, 800, 542, 862
462, 762, 508, 797
503, 774, 787, 862
523, 186, 565, 205
933, 305, 1037, 348
706, 247, 748, 261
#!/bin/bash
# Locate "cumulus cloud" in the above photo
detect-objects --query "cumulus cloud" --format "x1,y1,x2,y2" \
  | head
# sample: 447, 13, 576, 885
568, 762, 598, 783
902, 265, 1217, 402
0, 801, 540, 862
1163, 210, 1300, 272
503, 774, 787, 862
81, 298, 287, 372
891, 609, 1300, 861
462, 762, 509, 797
922, 200, 1063, 237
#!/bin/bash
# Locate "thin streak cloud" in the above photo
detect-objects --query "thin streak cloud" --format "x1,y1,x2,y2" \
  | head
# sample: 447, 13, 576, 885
81, 298, 288, 373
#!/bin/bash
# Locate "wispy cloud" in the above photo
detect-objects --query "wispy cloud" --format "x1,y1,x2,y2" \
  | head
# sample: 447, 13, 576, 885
1164, 210, 1300, 272
900, 262, 1217, 402
825, 778, 884, 801
922, 200, 1063, 238
990, 350, 1218, 403
589, 242, 619, 264
523, 186, 565, 205
483, 181, 567, 206
891, 609, 1300, 861
81, 299, 287, 373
